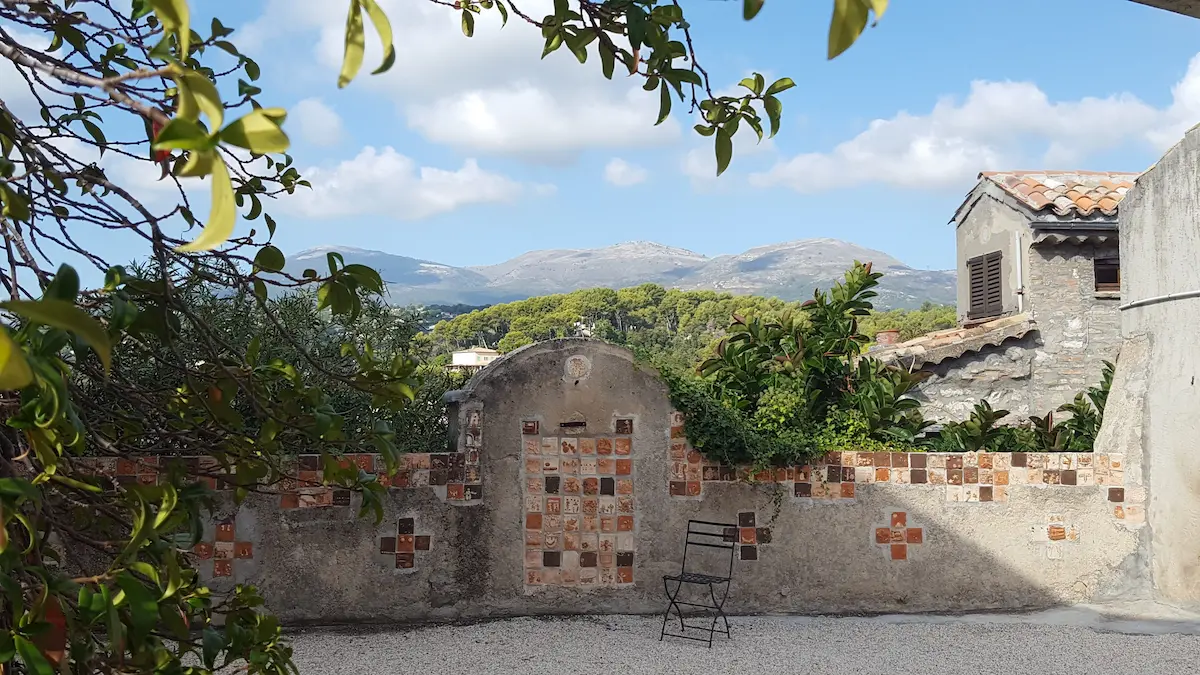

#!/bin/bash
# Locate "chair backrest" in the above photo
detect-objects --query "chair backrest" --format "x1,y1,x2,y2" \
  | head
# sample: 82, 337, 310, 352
680, 519, 738, 579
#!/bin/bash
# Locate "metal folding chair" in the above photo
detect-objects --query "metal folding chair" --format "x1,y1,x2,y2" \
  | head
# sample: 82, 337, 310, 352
660, 519, 737, 648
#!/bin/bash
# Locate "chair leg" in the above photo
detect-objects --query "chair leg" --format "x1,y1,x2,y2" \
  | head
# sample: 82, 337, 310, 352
660, 578, 684, 641
709, 582, 731, 641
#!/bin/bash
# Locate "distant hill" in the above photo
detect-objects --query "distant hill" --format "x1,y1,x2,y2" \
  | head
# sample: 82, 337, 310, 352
287, 238, 957, 310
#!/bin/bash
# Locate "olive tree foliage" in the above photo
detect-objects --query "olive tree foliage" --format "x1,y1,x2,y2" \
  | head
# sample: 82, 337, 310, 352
0, 0, 885, 673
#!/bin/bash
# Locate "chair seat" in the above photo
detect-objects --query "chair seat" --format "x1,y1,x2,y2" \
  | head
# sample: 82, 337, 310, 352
664, 572, 730, 585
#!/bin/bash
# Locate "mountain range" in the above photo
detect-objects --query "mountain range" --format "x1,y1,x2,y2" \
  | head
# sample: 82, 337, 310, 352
288, 238, 957, 310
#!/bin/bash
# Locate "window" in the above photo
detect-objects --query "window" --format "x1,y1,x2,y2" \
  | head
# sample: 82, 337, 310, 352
966, 251, 1003, 320
1095, 257, 1120, 292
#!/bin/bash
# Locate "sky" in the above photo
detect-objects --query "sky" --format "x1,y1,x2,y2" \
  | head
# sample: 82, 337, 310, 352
14, 0, 1200, 275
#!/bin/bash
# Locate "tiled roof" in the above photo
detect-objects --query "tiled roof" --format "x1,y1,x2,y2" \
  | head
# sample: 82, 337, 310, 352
868, 314, 1037, 370
980, 171, 1140, 218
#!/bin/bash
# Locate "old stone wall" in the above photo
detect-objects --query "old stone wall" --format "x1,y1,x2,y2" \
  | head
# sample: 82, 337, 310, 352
88, 339, 1148, 624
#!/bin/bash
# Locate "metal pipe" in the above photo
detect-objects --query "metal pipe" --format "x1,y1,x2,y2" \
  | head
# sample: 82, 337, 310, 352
1118, 289, 1200, 311
1013, 230, 1024, 313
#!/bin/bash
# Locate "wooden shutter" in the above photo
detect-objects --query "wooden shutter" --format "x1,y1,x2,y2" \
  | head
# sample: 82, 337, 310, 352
967, 251, 1003, 320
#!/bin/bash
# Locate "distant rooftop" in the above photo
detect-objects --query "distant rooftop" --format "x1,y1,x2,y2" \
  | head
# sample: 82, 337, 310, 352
978, 171, 1140, 219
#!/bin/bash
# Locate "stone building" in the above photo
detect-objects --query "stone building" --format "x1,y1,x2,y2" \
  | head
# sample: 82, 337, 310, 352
873, 171, 1137, 422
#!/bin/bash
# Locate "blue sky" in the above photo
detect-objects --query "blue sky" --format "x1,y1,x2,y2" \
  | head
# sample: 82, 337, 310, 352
140, 1, 1200, 271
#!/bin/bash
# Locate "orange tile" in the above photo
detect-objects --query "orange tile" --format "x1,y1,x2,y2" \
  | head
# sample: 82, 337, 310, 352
891, 512, 906, 527
617, 516, 634, 532
840, 483, 855, 499
875, 468, 890, 482
905, 528, 923, 545
525, 513, 542, 530
875, 528, 890, 544
615, 459, 632, 475
890, 544, 907, 561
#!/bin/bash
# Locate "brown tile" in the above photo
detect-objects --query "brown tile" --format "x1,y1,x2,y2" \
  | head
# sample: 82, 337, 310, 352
669, 481, 687, 497
215, 521, 235, 542
1011, 452, 1028, 468
978, 453, 994, 469
617, 567, 634, 584
740, 546, 758, 561
740, 528, 757, 545
525, 513, 542, 530
906, 528, 923, 545
579, 551, 598, 568
840, 482, 855, 499
234, 542, 253, 559
911, 469, 928, 484
826, 466, 842, 483
617, 516, 634, 532
948, 469, 963, 485
979, 486, 993, 502
194, 542, 214, 560
875, 527, 891, 544
1061, 470, 1078, 486
415, 535, 431, 551
1109, 487, 1125, 502
614, 438, 632, 456
739, 512, 756, 528
280, 493, 299, 509
397, 535, 415, 553
396, 553, 414, 569
214, 560, 233, 577
841, 466, 855, 482
615, 459, 632, 476
909, 454, 927, 469
522, 420, 539, 435
875, 468, 890, 482
615, 419, 633, 435
685, 481, 701, 496
379, 537, 396, 555
964, 467, 979, 484
795, 483, 812, 498
756, 528, 772, 545
873, 452, 891, 467
890, 544, 907, 561
891, 453, 909, 468
891, 512, 906, 527
946, 456, 964, 470
994, 470, 1009, 486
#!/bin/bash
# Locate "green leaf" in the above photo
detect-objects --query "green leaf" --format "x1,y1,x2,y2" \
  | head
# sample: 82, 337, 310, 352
744, 0, 765, 20
496, 0, 509, 24
342, 264, 384, 294
1, 298, 112, 373
361, 0, 397, 75
43, 264, 79, 303
202, 627, 224, 668
669, 69, 702, 86
153, 482, 178, 529
14, 636, 53, 675
763, 94, 783, 137
176, 156, 236, 252
81, 119, 107, 150
0, 477, 38, 502
828, 0, 870, 59
254, 245, 286, 273
656, 81, 671, 126
177, 70, 223, 130
338, 0, 365, 88
462, 9, 475, 37
738, 76, 761, 95
0, 185, 30, 222
116, 573, 158, 638
152, 117, 212, 151
177, 148, 216, 178
149, 0, 190, 55
764, 77, 795, 96
714, 128, 733, 176
0, 632, 13, 663
219, 108, 290, 154
600, 44, 616, 79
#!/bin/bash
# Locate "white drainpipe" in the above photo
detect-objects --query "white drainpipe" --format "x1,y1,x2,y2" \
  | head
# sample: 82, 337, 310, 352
1013, 230, 1024, 313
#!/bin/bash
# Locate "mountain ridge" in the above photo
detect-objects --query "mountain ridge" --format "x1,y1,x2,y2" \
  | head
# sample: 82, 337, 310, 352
288, 238, 957, 310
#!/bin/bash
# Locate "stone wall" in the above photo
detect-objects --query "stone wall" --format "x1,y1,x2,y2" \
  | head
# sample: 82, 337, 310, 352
910, 242, 1122, 423
92, 339, 1149, 624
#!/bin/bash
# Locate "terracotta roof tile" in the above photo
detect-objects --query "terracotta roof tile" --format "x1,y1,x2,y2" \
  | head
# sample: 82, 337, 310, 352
979, 170, 1141, 217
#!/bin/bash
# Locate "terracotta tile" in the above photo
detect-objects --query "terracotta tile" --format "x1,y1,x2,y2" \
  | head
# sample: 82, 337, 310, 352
840, 482, 856, 499
214, 560, 233, 577
1048, 525, 1066, 541
522, 420, 540, 435
891, 512, 906, 527
822, 452, 841, 466
873, 452, 890, 467
929, 468, 946, 485
215, 521, 235, 542
875, 527, 891, 544
909, 454, 927, 469
596, 438, 613, 455
615, 459, 632, 476
1109, 487, 1125, 502
796, 465, 812, 481
906, 528, 923, 544
1061, 470, 1077, 486
979, 486, 993, 502
889, 528, 905, 544
890, 544, 907, 561
614, 438, 632, 456
795, 483, 812, 498
669, 481, 687, 496
194, 542, 214, 560
964, 467, 979, 484
911, 469, 928, 484
280, 493, 299, 509
948, 469, 963, 485
946, 456, 964, 470
234, 542, 253, 559
891, 453, 909, 468
739, 527, 757, 545
397, 534, 415, 553
414, 535, 431, 551
615, 419, 634, 435
617, 567, 634, 584
685, 481, 701, 496
563, 477, 582, 494
396, 553, 415, 569
617, 515, 634, 532
875, 468, 891, 482
525, 512, 543, 530
994, 470, 1009, 486
978, 454, 993, 469
447, 483, 465, 500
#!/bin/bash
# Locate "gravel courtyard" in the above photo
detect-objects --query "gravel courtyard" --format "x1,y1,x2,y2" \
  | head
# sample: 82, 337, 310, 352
289, 607, 1200, 675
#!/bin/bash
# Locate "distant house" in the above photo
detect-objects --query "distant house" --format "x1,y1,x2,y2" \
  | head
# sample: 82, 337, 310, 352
872, 170, 1136, 422
449, 347, 501, 374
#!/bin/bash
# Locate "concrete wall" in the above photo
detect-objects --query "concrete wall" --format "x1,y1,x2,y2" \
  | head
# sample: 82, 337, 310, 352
1118, 128, 1200, 609
955, 191, 1029, 324
141, 339, 1145, 624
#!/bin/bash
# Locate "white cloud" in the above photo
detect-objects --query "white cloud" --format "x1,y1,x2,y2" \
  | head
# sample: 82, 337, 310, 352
275, 146, 531, 220
289, 98, 343, 147
241, 0, 680, 162
751, 54, 1200, 193
603, 158, 648, 186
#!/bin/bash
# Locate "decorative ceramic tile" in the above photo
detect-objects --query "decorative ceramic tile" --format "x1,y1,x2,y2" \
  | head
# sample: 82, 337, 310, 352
380, 517, 431, 570
874, 511, 923, 561
196, 517, 253, 579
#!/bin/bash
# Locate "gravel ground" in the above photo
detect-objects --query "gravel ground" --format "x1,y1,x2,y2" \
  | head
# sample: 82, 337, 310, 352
289, 609, 1200, 675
